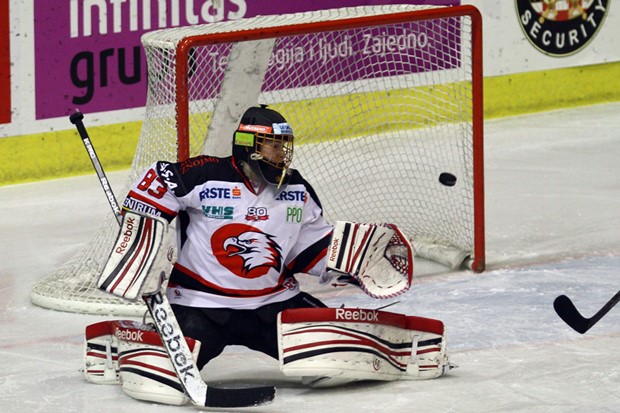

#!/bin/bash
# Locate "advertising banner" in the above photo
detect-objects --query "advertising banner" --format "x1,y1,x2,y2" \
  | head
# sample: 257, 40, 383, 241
33, 0, 458, 120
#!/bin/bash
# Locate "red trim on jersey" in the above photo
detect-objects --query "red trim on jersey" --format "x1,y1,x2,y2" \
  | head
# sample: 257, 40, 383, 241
126, 189, 177, 217
173, 262, 288, 297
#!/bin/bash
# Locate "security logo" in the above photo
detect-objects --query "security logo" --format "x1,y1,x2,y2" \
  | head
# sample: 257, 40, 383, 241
211, 223, 283, 279
516, 0, 609, 56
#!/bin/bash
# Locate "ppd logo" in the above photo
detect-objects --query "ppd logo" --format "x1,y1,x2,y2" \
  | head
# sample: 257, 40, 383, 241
286, 207, 303, 223
516, 0, 609, 56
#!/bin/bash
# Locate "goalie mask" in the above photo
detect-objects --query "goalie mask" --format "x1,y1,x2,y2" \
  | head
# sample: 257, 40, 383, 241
233, 105, 294, 188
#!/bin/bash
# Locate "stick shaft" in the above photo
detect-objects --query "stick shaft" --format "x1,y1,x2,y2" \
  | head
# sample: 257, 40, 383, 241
70, 111, 122, 224
590, 290, 620, 323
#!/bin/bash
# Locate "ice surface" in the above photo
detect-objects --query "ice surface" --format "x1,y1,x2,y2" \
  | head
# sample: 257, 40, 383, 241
1, 102, 619, 412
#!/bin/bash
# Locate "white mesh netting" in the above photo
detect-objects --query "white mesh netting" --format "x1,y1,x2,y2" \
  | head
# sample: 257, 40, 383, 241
31, 5, 483, 315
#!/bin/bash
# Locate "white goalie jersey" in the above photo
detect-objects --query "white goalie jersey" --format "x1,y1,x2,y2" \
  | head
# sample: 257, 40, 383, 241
122, 156, 334, 309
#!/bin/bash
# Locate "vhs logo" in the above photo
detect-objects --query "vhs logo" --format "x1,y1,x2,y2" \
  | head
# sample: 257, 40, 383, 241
202, 205, 234, 219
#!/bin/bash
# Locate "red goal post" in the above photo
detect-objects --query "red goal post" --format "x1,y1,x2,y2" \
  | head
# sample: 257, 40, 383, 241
31, 4, 484, 316
155, 3, 485, 271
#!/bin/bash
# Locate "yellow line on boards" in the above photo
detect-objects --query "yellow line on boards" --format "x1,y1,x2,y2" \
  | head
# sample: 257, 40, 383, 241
1, 62, 619, 187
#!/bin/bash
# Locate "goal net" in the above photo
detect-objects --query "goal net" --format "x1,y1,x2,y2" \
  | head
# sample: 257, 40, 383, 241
31, 4, 484, 316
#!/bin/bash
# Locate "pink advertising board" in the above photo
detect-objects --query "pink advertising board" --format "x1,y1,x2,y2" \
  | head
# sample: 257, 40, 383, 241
34, 1, 458, 120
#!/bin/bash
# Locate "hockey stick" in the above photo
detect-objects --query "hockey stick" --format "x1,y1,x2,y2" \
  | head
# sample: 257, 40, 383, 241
70, 112, 122, 225
553, 290, 620, 334
70, 110, 275, 408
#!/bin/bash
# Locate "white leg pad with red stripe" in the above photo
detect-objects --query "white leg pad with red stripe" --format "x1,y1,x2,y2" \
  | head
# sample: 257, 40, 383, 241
278, 308, 450, 387
84, 320, 201, 405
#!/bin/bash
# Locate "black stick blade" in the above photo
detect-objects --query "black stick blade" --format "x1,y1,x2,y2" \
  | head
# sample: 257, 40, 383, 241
205, 385, 276, 408
553, 295, 589, 334
554, 291, 620, 334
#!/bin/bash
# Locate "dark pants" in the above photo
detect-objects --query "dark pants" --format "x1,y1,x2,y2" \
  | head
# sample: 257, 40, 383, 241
171, 292, 326, 369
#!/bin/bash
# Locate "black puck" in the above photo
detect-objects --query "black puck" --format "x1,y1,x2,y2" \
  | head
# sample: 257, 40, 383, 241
439, 172, 457, 187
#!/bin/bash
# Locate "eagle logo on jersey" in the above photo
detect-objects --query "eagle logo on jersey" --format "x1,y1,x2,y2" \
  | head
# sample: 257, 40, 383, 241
211, 223, 283, 279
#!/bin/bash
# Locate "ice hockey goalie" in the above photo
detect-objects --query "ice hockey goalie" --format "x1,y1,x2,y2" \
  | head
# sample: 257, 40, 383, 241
82, 215, 452, 403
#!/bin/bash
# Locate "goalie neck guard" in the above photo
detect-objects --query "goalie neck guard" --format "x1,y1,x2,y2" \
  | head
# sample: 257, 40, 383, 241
233, 105, 294, 188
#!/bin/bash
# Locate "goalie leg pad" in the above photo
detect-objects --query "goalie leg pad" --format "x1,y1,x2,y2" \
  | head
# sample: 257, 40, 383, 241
84, 320, 201, 405
406, 316, 452, 379
278, 308, 448, 387
84, 321, 120, 384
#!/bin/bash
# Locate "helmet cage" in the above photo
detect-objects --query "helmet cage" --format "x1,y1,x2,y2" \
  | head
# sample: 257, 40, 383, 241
251, 132, 294, 171
234, 125, 294, 187
233, 106, 294, 187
